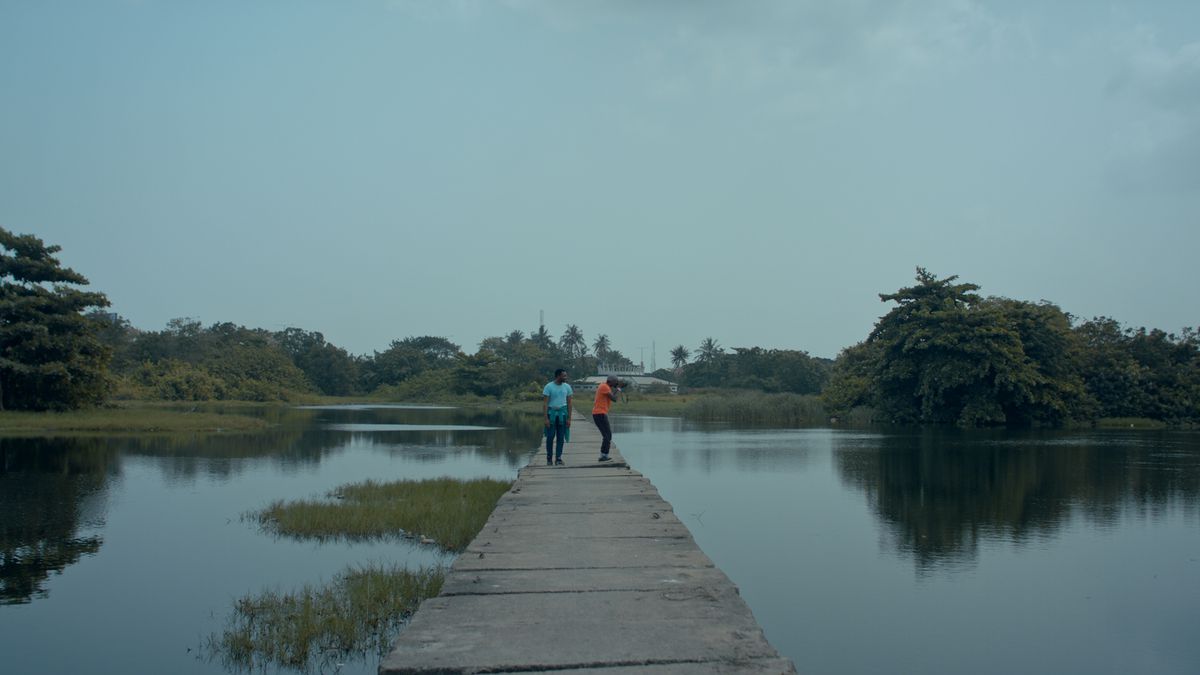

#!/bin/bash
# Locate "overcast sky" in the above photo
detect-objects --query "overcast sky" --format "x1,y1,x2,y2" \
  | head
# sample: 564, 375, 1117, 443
2, 1, 1197, 362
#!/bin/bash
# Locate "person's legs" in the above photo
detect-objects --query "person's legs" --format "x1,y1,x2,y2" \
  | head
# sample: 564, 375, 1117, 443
545, 423, 554, 462
554, 420, 566, 460
592, 413, 612, 455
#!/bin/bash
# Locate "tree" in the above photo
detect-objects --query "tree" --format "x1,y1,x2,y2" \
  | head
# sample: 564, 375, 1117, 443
823, 341, 883, 416
868, 268, 1079, 426
0, 228, 112, 410
396, 335, 462, 365
276, 327, 361, 396
530, 325, 554, 350
559, 324, 586, 359
696, 337, 724, 363
670, 345, 690, 369
592, 334, 611, 362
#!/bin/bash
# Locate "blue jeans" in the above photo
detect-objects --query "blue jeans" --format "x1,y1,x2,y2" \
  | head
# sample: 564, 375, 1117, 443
545, 417, 566, 459
547, 408, 568, 458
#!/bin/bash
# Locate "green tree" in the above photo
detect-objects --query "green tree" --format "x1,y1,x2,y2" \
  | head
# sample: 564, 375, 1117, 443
822, 341, 883, 416
592, 334, 611, 362
530, 325, 554, 351
276, 327, 361, 396
559, 324, 586, 359
0, 228, 112, 410
670, 345, 690, 369
696, 337, 724, 363
869, 268, 1076, 426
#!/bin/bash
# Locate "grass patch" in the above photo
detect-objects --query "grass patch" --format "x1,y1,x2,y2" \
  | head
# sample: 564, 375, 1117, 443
1096, 417, 1168, 429
0, 404, 268, 434
572, 392, 698, 417
208, 564, 443, 673
681, 391, 828, 426
252, 478, 512, 551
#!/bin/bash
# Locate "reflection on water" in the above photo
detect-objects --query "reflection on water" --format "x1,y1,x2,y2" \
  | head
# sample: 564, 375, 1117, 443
613, 416, 1200, 675
0, 438, 111, 605
833, 429, 1200, 574
0, 405, 541, 675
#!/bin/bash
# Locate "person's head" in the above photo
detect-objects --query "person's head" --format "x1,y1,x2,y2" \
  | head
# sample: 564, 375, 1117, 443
606, 375, 620, 388
554, 368, 568, 383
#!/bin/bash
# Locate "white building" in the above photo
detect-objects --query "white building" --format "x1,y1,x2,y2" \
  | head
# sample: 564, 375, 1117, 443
573, 374, 678, 395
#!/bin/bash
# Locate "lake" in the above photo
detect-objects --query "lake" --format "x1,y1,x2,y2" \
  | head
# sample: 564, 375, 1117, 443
612, 416, 1200, 675
2, 407, 1198, 674
0, 405, 541, 675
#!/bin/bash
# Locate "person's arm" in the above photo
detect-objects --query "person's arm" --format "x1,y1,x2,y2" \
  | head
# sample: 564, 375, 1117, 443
566, 393, 573, 426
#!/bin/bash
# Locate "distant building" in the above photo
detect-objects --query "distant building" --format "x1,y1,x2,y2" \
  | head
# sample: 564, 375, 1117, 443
574, 373, 679, 395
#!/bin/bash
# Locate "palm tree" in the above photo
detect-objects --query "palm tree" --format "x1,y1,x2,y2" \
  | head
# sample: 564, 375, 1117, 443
531, 325, 553, 350
670, 345, 691, 369
592, 334, 611, 362
697, 337, 724, 362
559, 324, 586, 359
505, 329, 524, 347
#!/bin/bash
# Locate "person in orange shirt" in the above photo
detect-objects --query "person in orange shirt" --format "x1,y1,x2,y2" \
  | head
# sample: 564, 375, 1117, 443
591, 375, 621, 462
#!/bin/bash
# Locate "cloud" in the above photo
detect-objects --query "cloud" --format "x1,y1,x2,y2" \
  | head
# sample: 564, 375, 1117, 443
1106, 26, 1200, 189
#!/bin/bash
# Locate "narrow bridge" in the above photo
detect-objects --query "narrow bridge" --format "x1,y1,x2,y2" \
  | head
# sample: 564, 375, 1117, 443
381, 411, 795, 674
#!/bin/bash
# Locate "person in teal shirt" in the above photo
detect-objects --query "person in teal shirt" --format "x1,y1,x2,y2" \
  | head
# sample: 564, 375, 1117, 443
542, 368, 573, 465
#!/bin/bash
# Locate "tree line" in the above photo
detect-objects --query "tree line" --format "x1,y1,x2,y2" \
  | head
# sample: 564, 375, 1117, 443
4, 229, 1197, 425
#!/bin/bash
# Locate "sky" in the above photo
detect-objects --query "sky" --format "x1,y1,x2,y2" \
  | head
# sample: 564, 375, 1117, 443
2, 1, 1198, 363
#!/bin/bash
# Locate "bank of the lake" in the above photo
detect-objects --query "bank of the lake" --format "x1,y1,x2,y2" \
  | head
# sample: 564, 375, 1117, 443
0, 404, 268, 434
0, 403, 541, 675
0, 396, 548, 435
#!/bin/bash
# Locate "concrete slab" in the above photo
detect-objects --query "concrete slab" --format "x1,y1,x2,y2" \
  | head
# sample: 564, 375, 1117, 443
380, 411, 793, 674
380, 590, 780, 673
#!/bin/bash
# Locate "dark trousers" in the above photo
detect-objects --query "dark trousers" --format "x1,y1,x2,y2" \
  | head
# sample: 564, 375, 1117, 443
592, 413, 612, 454
545, 418, 566, 460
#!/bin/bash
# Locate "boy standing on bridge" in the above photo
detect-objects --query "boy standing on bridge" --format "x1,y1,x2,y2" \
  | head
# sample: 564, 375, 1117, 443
543, 368, 573, 466
592, 375, 621, 462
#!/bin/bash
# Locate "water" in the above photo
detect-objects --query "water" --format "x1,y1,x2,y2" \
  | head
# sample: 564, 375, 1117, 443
612, 416, 1200, 675
0, 405, 541, 675
4, 408, 1198, 674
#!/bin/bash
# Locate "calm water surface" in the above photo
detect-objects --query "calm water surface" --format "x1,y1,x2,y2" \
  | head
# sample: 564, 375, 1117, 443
613, 416, 1200, 675
4, 408, 1199, 674
0, 405, 540, 675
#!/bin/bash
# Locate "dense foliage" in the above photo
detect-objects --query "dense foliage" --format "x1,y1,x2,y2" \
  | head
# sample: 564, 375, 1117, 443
1, 228, 112, 410
8, 231, 1196, 425
675, 346, 830, 394
824, 269, 1200, 427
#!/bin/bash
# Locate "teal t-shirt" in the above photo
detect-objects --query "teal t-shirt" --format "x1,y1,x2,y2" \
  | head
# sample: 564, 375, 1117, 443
542, 381, 573, 408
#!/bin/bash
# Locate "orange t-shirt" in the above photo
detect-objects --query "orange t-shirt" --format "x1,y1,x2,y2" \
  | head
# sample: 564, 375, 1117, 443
592, 383, 613, 415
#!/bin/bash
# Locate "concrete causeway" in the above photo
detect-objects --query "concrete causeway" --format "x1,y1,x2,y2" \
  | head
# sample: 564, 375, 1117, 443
380, 411, 796, 674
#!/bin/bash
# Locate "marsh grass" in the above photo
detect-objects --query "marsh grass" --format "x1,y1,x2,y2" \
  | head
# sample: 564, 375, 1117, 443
682, 391, 827, 426
210, 564, 443, 673
253, 478, 512, 551
0, 405, 268, 434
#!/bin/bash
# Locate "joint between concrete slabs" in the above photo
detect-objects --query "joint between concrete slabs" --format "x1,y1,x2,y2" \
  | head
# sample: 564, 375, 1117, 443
446, 563, 717, 572
393, 656, 787, 674
439, 585, 718, 597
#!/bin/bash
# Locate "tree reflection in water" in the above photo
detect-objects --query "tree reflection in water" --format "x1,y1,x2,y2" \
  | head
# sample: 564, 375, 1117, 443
0, 405, 543, 605
834, 429, 1200, 574
1, 437, 111, 604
